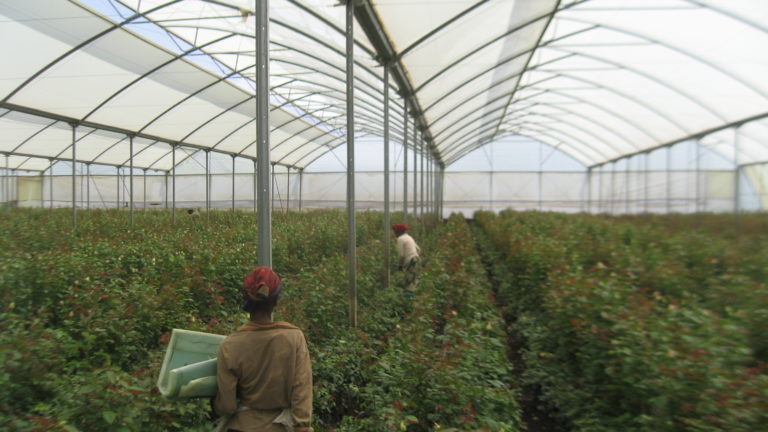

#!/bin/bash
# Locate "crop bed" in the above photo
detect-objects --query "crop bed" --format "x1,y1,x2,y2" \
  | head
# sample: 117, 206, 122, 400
1, 208, 766, 431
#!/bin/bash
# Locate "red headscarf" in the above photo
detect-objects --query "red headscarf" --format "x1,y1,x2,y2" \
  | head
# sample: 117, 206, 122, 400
242, 266, 282, 302
391, 224, 408, 234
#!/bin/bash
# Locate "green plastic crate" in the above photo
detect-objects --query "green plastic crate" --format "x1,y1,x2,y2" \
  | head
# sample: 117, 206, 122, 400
157, 329, 226, 399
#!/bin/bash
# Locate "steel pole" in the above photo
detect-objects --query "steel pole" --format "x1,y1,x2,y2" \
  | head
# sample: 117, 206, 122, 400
205, 150, 210, 214
87, 163, 90, 209
71, 124, 77, 227
286, 167, 290, 211
346, 0, 357, 328
143, 169, 147, 210
49, 160, 53, 209
403, 106, 408, 224
667, 146, 672, 214
232, 154, 236, 211
130, 135, 134, 225
412, 129, 417, 218
734, 127, 740, 214
299, 168, 303, 211
256, 0, 272, 266
383, 66, 390, 290
172, 144, 176, 223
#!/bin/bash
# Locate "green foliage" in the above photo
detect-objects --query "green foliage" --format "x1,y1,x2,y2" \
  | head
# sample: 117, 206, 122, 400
474, 210, 768, 431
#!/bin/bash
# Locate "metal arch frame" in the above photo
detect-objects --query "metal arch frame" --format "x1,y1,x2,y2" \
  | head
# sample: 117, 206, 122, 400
2, 2, 370, 173
267, 57, 392, 134
440, 87, 651, 162
453, 120, 604, 166
438, 89, 618, 162
396, 0, 491, 61
269, 19, 386, 94
428, 53, 570, 138
590, 111, 768, 170
490, 2, 562, 141
353, 1, 444, 168
283, 0, 377, 59
80, 33, 238, 122
436, 79, 656, 159
685, 0, 768, 34
413, 2, 574, 95
420, 28, 596, 139
520, 66, 693, 137
557, 15, 768, 103
0, 0, 185, 105
266, 40, 406, 117
446, 114, 600, 166
424, 25, 701, 153
293, 102, 414, 169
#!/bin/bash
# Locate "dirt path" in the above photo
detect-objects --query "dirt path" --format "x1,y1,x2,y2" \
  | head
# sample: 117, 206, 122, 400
467, 219, 570, 432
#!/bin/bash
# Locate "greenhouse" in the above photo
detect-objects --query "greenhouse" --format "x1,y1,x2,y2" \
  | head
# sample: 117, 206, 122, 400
1, 1, 767, 431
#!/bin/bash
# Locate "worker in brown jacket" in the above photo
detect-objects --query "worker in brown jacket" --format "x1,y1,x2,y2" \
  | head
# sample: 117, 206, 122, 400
214, 266, 313, 432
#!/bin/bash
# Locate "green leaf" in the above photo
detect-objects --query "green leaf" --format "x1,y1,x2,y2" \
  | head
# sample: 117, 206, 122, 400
103, 410, 116, 424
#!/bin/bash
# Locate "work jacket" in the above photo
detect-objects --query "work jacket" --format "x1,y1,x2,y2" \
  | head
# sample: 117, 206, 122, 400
214, 321, 313, 431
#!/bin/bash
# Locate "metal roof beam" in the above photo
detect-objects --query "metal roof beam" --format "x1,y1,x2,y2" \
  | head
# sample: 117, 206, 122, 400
352, 0, 443, 169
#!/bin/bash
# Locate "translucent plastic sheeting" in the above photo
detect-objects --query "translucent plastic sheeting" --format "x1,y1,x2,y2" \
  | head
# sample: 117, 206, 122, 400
2, 0, 768, 201
0, 0, 397, 173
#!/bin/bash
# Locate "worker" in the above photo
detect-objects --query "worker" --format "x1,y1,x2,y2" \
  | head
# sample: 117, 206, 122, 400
392, 224, 421, 293
213, 266, 313, 432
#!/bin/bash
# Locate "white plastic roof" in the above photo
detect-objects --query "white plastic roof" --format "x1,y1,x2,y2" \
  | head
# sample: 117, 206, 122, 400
1, 0, 767, 173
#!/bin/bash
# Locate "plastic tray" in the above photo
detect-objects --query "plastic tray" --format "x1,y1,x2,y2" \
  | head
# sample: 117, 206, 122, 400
156, 329, 226, 399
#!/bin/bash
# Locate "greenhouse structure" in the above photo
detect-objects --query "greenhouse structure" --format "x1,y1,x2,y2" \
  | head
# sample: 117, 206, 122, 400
3, 2, 768, 431
2, 0, 767, 218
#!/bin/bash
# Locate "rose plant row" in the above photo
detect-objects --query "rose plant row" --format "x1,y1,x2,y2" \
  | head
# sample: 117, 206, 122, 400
472, 210, 768, 432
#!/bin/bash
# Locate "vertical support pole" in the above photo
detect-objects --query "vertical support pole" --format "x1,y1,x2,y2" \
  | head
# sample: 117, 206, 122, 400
625, 157, 630, 214
253, 160, 258, 214
610, 163, 616, 215
232, 154, 236, 211
734, 127, 740, 214
695, 141, 701, 213
587, 167, 593, 213
345, 0, 357, 328
49, 160, 53, 209
299, 168, 304, 211
420, 136, 425, 219
71, 124, 77, 227
383, 65, 390, 290
667, 145, 672, 214
143, 169, 147, 210
412, 129, 417, 218
117, 166, 120, 209
206, 150, 211, 215
271, 163, 276, 211
538, 142, 543, 210
87, 163, 91, 209
596, 166, 601, 213
644, 153, 649, 213
130, 135, 134, 225
256, 0, 272, 266
1, 154, 5, 208
164, 171, 169, 209
286, 166, 291, 211
172, 144, 177, 223
403, 106, 408, 224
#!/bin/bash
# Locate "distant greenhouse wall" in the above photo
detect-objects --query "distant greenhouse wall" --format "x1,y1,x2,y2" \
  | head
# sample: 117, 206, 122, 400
11, 164, 767, 216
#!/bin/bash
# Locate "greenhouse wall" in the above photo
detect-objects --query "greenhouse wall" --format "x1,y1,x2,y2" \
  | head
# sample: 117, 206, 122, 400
18, 166, 768, 215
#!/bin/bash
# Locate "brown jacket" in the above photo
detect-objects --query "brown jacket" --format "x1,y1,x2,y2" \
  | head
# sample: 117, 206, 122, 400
214, 321, 313, 431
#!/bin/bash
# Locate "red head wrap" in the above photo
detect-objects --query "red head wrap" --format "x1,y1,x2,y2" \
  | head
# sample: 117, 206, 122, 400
242, 266, 282, 302
391, 224, 408, 234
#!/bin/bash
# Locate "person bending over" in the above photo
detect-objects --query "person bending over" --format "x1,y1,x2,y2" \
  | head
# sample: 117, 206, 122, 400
392, 224, 422, 293
214, 266, 313, 432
